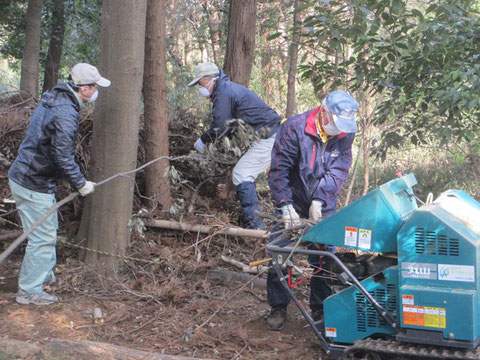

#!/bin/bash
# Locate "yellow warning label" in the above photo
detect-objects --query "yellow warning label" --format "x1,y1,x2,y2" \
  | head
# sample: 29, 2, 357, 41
424, 307, 446, 328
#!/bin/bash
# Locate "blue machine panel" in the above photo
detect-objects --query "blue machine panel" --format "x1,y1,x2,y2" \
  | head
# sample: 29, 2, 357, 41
323, 267, 399, 344
302, 174, 417, 252
397, 190, 480, 342
399, 285, 478, 341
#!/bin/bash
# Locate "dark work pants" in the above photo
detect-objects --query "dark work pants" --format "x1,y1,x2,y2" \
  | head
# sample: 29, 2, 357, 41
266, 216, 332, 310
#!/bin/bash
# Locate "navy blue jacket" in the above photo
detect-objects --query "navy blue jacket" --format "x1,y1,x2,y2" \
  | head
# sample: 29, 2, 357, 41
200, 70, 281, 143
8, 83, 87, 194
268, 107, 355, 217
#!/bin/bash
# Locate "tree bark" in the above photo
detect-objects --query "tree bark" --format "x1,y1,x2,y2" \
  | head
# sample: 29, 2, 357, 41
202, 2, 223, 64
81, 0, 147, 266
285, 0, 300, 118
42, 0, 65, 93
223, 0, 257, 87
143, 0, 172, 211
20, 0, 43, 97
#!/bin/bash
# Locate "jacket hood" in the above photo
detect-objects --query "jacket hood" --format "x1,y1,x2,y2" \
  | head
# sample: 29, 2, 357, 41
41, 83, 80, 110
214, 69, 230, 91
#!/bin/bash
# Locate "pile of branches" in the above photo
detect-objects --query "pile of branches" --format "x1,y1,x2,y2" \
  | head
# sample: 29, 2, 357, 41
0, 93, 275, 234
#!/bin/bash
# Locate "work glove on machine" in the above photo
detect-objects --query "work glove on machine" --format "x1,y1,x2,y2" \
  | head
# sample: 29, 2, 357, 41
281, 204, 301, 229
78, 181, 95, 196
309, 200, 322, 221
194, 138, 206, 153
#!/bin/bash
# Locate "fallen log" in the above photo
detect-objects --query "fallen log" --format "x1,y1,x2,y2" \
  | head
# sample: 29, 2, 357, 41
145, 219, 269, 239
0, 337, 214, 360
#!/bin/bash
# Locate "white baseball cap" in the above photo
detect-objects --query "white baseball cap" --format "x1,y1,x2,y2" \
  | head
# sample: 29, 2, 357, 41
188, 62, 219, 87
70, 63, 111, 87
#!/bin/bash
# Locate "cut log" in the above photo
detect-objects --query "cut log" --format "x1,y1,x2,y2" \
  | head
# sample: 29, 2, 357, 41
0, 337, 214, 360
145, 219, 268, 239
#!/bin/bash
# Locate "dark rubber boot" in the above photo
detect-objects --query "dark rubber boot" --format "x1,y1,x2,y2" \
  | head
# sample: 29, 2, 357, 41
266, 306, 287, 331
235, 181, 265, 229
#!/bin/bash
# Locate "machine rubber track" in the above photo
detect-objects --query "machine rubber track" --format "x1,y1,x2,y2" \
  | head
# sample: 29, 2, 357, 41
343, 338, 480, 360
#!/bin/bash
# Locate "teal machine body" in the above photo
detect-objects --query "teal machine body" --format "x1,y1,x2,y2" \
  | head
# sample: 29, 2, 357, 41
302, 174, 480, 347
302, 173, 418, 252
397, 189, 480, 345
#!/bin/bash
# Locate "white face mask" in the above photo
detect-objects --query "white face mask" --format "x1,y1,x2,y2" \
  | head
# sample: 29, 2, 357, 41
198, 86, 211, 97
198, 78, 216, 97
88, 90, 99, 102
323, 119, 342, 136
79, 87, 98, 103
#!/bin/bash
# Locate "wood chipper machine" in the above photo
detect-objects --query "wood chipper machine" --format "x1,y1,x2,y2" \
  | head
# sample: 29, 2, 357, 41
267, 173, 480, 359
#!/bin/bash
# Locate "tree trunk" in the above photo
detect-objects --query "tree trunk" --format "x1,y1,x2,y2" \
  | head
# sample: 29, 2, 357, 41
42, 0, 65, 93
143, 0, 172, 211
20, 0, 43, 97
285, 0, 300, 118
223, 0, 257, 87
81, 0, 147, 266
202, 2, 223, 64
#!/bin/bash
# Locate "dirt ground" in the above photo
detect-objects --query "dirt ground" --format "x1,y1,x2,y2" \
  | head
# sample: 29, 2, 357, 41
0, 249, 326, 360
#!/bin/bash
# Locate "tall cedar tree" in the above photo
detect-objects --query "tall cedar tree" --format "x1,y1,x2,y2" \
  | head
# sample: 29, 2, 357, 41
81, 0, 147, 266
143, 0, 172, 210
42, 0, 65, 93
20, 0, 43, 97
223, 0, 257, 87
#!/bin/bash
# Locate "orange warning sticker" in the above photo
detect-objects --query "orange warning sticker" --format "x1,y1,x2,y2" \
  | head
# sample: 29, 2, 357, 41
325, 327, 337, 337
344, 227, 358, 247
403, 305, 424, 326
402, 294, 414, 305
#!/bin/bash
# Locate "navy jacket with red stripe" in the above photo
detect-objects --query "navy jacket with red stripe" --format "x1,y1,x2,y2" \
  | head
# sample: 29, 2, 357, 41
268, 106, 355, 217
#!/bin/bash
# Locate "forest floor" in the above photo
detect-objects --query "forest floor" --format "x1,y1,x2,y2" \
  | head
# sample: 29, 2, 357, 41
0, 94, 327, 360
0, 243, 325, 360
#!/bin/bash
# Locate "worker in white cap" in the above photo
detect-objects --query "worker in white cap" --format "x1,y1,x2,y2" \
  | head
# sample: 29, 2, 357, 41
8, 63, 110, 305
188, 62, 282, 229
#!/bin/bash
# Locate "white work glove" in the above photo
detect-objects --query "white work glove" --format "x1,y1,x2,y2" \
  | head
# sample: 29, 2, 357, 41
281, 204, 301, 229
309, 200, 323, 221
194, 138, 206, 153
78, 181, 95, 196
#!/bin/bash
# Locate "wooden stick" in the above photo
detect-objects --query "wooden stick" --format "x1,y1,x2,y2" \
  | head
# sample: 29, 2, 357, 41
221, 255, 268, 274
145, 219, 269, 239
0, 155, 199, 265
0, 193, 77, 265
0, 231, 23, 242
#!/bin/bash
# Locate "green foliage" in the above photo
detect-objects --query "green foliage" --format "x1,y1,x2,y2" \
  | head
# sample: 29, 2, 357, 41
61, 0, 102, 67
299, 0, 480, 156
0, 0, 28, 61
378, 1, 480, 152
0, 0, 102, 84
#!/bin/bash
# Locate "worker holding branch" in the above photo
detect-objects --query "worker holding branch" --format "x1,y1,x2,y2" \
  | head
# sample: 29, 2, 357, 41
8, 63, 110, 305
266, 90, 359, 330
188, 62, 281, 230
